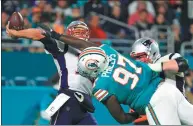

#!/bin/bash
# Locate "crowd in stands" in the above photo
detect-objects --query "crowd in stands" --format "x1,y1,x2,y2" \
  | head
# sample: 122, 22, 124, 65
1, 0, 193, 103
2, 0, 193, 52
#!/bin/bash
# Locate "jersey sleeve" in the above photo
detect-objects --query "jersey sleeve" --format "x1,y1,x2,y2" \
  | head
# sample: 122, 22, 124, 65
92, 78, 112, 102
39, 36, 68, 58
156, 53, 181, 63
99, 44, 111, 53
40, 36, 69, 89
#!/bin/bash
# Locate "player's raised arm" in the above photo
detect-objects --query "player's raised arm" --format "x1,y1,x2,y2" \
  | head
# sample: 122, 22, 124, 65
6, 22, 66, 58
148, 57, 189, 73
6, 22, 45, 40
38, 24, 99, 51
58, 34, 98, 50
103, 95, 139, 124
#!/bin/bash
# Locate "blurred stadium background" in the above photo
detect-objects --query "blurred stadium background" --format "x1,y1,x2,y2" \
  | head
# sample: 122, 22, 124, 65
1, 0, 193, 125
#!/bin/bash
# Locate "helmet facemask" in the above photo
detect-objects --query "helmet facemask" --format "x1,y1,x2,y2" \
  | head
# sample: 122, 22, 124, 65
67, 21, 90, 41
130, 52, 152, 63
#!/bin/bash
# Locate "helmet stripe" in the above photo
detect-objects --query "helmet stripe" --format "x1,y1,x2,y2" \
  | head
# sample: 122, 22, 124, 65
79, 50, 106, 59
79, 53, 106, 61
83, 47, 103, 52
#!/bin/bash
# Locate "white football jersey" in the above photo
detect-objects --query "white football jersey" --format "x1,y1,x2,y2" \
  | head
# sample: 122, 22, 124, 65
156, 53, 185, 94
54, 42, 93, 96
64, 48, 93, 95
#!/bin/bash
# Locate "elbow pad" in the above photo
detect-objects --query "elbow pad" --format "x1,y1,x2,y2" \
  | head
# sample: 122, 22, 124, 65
175, 57, 189, 72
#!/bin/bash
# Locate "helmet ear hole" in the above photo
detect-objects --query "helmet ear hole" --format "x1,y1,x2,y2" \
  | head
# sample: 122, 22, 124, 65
153, 52, 156, 56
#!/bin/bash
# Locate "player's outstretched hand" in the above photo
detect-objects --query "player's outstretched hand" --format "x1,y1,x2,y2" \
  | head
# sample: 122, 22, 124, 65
6, 21, 18, 38
38, 23, 61, 40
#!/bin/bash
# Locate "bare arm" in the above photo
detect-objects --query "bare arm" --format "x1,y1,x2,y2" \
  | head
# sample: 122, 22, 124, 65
162, 60, 179, 71
103, 95, 139, 124
58, 34, 99, 51
37, 24, 99, 51
148, 57, 189, 73
6, 22, 67, 58
15, 28, 45, 40
6, 22, 45, 40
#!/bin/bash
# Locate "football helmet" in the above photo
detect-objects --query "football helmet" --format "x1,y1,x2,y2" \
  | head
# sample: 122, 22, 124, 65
78, 47, 109, 79
130, 37, 161, 63
67, 21, 90, 41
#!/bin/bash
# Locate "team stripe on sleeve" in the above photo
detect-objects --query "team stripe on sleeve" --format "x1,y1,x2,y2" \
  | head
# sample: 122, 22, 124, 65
94, 89, 109, 101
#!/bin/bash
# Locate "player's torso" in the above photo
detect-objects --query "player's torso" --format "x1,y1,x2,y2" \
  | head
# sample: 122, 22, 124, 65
96, 45, 162, 112
57, 44, 93, 95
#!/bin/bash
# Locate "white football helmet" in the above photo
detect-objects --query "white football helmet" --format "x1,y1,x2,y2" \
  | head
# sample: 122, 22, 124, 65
130, 37, 161, 63
77, 47, 109, 79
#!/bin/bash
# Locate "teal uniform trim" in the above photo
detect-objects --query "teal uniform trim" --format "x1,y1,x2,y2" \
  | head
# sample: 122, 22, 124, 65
147, 104, 161, 125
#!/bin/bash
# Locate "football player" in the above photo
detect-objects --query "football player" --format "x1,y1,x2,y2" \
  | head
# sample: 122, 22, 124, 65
6, 21, 97, 125
6, 24, 193, 125
130, 37, 187, 124
131, 37, 185, 94
76, 46, 192, 125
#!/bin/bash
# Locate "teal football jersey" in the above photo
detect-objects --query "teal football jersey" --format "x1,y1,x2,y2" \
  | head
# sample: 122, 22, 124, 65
93, 44, 162, 114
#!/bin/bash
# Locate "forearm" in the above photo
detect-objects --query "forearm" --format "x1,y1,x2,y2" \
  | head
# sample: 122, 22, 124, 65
15, 28, 45, 40
148, 57, 189, 73
59, 34, 99, 51
37, 24, 98, 50
104, 96, 138, 124
148, 61, 178, 72
162, 60, 178, 72
109, 107, 137, 124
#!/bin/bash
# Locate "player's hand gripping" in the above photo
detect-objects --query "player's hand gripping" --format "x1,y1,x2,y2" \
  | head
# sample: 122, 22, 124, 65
6, 21, 18, 38
6, 22, 45, 40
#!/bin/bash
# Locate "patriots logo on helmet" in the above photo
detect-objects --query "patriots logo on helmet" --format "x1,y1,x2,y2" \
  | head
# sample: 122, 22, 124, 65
141, 40, 152, 48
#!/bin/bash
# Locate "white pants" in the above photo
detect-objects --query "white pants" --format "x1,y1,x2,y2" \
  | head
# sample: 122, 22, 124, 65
145, 81, 193, 125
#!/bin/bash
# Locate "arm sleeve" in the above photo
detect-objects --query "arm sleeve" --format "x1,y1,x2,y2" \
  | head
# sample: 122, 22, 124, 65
148, 53, 183, 72
39, 36, 69, 89
92, 78, 112, 102
93, 89, 112, 102
156, 53, 181, 63
39, 36, 62, 58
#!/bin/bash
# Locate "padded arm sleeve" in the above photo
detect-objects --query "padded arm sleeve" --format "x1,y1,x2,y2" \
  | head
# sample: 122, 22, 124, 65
39, 36, 63, 58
